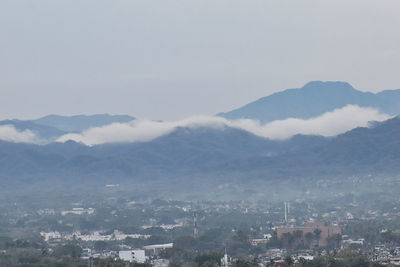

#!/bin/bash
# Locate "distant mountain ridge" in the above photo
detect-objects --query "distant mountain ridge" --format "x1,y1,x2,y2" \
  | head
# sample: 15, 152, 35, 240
2, 82, 400, 197
33, 114, 135, 132
0, 119, 65, 140
218, 81, 400, 122
2, 81, 399, 144
1, 116, 400, 193
0, 114, 135, 141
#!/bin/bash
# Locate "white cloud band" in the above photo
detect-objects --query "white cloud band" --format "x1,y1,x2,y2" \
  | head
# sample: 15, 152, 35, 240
56, 105, 391, 146
0, 125, 37, 143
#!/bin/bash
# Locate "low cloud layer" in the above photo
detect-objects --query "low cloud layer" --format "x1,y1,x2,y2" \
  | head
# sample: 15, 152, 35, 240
56, 105, 391, 146
0, 125, 37, 143
234, 105, 391, 140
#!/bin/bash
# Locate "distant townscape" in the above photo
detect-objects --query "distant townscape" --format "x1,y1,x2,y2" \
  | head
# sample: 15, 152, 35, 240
2, 81, 400, 266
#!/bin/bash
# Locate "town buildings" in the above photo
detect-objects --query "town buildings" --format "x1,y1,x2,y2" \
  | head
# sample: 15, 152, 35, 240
276, 221, 341, 248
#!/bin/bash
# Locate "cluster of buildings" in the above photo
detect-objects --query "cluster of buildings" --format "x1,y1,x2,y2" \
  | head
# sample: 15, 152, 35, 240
32, 199, 400, 266
369, 245, 400, 265
141, 222, 184, 230
40, 230, 150, 242
81, 243, 173, 266
341, 235, 364, 247
39, 229, 173, 265
61, 207, 95, 216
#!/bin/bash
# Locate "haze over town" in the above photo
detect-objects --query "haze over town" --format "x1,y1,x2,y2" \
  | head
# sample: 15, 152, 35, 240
2, 1, 400, 267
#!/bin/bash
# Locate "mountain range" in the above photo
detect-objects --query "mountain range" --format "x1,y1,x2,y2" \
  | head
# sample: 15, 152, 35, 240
1, 115, 400, 193
1, 81, 400, 195
0, 114, 135, 141
33, 114, 135, 132
218, 81, 400, 122
1, 81, 397, 141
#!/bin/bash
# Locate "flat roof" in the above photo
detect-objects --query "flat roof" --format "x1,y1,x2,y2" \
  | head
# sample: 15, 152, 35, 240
144, 243, 173, 249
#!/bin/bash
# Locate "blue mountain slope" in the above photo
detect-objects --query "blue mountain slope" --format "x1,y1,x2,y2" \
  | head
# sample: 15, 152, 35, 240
218, 81, 400, 123
34, 114, 135, 132
1, 116, 400, 192
0, 125, 326, 189
0, 119, 65, 140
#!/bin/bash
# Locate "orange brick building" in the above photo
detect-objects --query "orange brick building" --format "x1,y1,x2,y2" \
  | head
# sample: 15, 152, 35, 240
276, 221, 341, 248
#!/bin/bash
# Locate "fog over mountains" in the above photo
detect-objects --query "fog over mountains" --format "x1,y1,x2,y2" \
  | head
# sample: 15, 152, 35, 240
1, 81, 400, 193
1, 81, 395, 145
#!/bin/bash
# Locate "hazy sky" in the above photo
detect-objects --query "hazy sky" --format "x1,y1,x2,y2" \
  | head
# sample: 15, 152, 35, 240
1, 0, 400, 120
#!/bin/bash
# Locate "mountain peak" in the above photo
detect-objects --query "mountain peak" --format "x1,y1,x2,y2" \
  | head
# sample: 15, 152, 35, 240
302, 81, 355, 91
218, 81, 398, 123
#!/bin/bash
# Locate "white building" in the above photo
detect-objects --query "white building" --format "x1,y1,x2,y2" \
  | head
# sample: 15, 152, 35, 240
119, 250, 146, 263
221, 249, 230, 267
40, 231, 62, 241
144, 243, 173, 255
61, 207, 94, 216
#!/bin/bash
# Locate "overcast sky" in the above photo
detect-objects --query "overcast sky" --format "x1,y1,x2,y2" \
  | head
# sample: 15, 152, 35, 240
1, 0, 399, 120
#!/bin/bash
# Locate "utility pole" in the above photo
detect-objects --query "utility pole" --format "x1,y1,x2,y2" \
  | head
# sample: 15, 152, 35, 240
193, 211, 199, 238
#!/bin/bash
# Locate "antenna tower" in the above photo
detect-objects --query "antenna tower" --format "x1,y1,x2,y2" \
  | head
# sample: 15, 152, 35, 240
284, 202, 288, 224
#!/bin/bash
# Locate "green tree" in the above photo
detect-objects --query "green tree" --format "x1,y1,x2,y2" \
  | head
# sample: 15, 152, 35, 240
52, 244, 83, 258
313, 228, 322, 248
298, 257, 307, 267
284, 255, 294, 266
304, 232, 314, 248
195, 252, 222, 267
